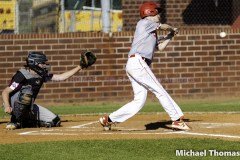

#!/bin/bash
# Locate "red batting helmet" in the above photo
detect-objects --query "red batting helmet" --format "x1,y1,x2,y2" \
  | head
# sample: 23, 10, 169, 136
139, 2, 161, 19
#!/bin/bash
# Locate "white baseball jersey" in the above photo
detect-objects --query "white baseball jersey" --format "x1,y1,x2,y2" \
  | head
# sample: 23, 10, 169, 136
129, 19, 159, 60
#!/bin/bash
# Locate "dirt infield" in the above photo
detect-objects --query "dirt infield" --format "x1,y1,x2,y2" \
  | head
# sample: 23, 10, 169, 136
0, 112, 239, 144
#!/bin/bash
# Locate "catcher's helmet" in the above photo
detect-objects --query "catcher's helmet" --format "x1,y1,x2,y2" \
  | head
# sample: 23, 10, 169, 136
26, 51, 49, 77
139, 2, 161, 19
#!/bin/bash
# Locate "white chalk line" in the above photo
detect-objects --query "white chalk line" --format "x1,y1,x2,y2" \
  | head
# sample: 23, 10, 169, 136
107, 131, 240, 139
18, 122, 240, 139
59, 111, 240, 117
196, 122, 240, 128
198, 122, 240, 125
69, 121, 99, 128
19, 121, 99, 135
21, 132, 79, 136
18, 130, 240, 139
172, 131, 240, 139
19, 131, 37, 135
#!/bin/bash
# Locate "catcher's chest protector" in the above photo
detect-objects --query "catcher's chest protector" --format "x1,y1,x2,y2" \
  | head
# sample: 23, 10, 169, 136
19, 69, 44, 98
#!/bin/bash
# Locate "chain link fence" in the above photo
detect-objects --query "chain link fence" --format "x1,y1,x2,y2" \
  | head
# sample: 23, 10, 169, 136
0, 0, 122, 34
0, 0, 239, 34
182, 0, 239, 25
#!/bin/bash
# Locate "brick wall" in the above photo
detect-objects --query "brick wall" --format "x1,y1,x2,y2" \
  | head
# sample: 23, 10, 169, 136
0, 29, 240, 103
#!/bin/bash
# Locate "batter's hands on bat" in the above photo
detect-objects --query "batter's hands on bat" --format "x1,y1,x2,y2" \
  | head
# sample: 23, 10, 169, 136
80, 51, 97, 69
170, 27, 179, 35
158, 24, 178, 34
157, 27, 179, 42
157, 24, 172, 30
167, 27, 179, 38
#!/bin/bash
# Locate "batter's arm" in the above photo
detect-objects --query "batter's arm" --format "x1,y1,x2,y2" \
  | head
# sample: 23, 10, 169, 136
2, 87, 13, 114
157, 28, 178, 51
157, 39, 171, 51
51, 65, 81, 81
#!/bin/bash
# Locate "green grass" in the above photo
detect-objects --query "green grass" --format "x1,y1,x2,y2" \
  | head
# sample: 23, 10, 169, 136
1, 99, 240, 117
0, 138, 239, 160
47, 99, 240, 115
0, 99, 240, 159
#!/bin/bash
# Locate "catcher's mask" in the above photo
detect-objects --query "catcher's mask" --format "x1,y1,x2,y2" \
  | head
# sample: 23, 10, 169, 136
26, 51, 49, 77
139, 2, 162, 19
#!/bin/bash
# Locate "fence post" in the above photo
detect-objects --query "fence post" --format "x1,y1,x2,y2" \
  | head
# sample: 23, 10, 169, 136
60, 0, 65, 33
91, 0, 95, 31
14, 0, 19, 34
101, 0, 111, 33
70, 10, 75, 32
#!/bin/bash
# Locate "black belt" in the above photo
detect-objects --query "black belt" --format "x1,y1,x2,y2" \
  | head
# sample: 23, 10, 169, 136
130, 54, 152, 66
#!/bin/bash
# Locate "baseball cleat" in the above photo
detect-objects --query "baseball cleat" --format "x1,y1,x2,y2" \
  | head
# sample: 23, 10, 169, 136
6, 123, 19, 130
99, 115, 112, 131
171, 120, 191, 131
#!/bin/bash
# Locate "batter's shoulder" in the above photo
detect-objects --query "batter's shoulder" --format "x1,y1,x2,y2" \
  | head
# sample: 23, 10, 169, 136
136, 19, 159, 33
136, 19, 149, 31
137, 19, 149, 26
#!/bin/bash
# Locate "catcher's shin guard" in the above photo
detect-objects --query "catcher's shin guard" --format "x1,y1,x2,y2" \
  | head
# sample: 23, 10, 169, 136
10, 85, 34, 128
39, 115, 61, 128
52, 115, 61, 127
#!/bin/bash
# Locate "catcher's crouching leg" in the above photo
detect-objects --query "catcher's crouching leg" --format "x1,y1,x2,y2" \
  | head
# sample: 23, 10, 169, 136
32, 104, 61, 128
8, 85, 34, 129
39, 115, 61, 128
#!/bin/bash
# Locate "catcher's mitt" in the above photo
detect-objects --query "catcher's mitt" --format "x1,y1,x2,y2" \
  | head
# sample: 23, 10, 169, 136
80, 51, 97, 69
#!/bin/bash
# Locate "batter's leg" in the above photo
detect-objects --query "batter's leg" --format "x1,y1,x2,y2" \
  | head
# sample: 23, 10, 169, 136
109, 73, 148, 122
130, 58, 184, 121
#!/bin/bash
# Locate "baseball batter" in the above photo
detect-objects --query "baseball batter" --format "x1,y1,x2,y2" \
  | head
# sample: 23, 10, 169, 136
100, 2, 190, 131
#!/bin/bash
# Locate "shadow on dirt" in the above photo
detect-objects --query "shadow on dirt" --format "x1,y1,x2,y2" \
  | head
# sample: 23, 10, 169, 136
145, 119, 199, 130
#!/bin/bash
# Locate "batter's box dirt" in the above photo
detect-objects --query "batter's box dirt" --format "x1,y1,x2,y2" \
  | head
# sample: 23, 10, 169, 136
0, 113, 239, 144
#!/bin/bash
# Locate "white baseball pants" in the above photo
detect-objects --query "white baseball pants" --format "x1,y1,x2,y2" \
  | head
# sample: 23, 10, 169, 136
109, 54, 184, 122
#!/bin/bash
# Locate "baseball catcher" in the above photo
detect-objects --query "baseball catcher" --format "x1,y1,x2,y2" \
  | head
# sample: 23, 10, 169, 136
99, 1, 190, 131
2, 51, 96, 129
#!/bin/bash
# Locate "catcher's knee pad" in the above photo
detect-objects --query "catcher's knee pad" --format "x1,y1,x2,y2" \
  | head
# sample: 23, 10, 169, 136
17, 85, 33, 106
13, 85, 33, 115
